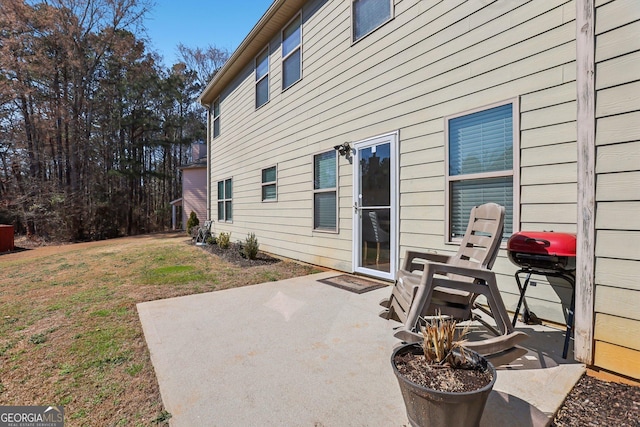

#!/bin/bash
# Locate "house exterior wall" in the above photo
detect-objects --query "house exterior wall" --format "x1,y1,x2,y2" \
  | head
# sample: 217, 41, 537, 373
207, 0, 580, 324
592, 0, 640, 379
182, 167, 208, 229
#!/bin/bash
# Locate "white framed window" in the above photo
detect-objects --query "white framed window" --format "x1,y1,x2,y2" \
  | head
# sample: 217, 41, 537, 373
217, 178, 232, 222
262, 166, 277, 201
352, 0, 393, 42
282, 13, 302, 90
212, 98, 220, 138
255, 47, 269, 109
313, 150, 338, 232
445, 99, 520, 242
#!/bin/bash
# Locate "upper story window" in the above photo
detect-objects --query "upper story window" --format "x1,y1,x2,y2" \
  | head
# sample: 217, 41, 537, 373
262, 166, 277, 201
217, 178, 233, 222
445, 100, 519, 242
212, 98, 220, 138
282, 13, 302, 90
352, 0, 393, 42
255, 47, 269, 109
313, 150, 338, 232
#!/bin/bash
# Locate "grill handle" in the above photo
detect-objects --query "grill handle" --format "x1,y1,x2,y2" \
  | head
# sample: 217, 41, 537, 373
524, 238, 551, 247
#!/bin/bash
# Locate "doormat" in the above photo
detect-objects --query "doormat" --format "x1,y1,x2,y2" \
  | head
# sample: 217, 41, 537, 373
317, 274, 388, 294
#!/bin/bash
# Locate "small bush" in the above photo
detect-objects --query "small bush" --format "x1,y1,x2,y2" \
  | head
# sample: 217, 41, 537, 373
216, 232, 231, 249
420, 313, 470, 368
205, 235, 216, 245
242, 233, 260, 260
186, 212, 199, 235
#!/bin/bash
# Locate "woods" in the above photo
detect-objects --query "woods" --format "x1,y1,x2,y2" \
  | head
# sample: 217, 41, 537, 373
0, 0, 228, 241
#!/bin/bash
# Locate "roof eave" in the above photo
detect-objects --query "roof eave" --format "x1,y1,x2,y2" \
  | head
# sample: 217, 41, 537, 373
198, 0, 305, 106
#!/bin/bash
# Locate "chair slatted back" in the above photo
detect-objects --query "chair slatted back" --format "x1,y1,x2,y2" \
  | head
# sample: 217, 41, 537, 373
449, 203, 505, 281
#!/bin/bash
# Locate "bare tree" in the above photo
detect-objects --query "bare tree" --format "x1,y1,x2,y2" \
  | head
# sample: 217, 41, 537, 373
176, 43, 230, 88
0, 0, 222, 241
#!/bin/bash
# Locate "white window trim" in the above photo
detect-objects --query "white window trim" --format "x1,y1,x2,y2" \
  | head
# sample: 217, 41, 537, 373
351, 0, 395, 44
212, 97, 220, 139
444, 98, 520, 245
282, 12, 302, 91
312, 149, 339, 233
255, 46, 270, 109
261, 165, 278, 202
217, 177, 233, 223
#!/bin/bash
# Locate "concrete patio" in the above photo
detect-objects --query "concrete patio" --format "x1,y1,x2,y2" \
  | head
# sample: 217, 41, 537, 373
137, 271, 585, 426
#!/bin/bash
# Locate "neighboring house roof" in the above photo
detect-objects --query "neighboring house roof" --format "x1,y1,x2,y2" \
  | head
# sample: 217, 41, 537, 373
199, 0, 305, 106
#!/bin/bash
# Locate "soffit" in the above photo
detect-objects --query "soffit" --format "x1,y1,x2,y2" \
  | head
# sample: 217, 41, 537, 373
199, 0, 306, 106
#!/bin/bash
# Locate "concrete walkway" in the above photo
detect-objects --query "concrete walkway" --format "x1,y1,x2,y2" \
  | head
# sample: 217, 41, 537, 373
137, 271, 585, 426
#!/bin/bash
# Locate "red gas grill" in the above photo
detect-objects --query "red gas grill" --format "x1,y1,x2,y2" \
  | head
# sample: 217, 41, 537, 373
507, 231, 577, 358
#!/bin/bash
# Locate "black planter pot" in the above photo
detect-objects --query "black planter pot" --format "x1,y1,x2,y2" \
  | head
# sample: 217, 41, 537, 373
391, 343, 496, 427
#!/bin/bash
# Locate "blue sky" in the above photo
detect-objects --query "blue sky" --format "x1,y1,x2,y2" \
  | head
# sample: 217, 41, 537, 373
144, 1, 274, 67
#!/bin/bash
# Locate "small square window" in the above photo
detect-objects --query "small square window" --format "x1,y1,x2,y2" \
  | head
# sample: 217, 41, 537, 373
352, 0, 393, 42
262, 166, 277, 201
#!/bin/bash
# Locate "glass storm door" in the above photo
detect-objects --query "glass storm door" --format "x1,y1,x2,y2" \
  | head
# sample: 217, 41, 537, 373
353, 132, 397, 280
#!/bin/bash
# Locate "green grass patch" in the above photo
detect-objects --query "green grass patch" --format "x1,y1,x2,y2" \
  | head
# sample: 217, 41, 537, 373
143, 265, 210, 286
59, 363, 73, 375
29, 333, 47, 345
258, 271, 282, 282
69, 286, 113, 305
71, 326, 134, 370
125, 363, 143, 376
90, 309, 111, 317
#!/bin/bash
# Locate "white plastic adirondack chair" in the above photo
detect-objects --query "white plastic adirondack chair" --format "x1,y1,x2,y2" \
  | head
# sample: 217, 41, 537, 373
379, 203, 527, 362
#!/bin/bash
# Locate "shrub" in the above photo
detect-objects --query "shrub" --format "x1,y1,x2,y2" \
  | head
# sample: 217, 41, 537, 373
205, 235, 216, 245
242, 232, 260, 260
186, 212, 199, 235
216, 232, 231, 249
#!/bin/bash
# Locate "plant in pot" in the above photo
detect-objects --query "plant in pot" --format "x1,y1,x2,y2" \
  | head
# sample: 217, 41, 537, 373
391, 314, 496, 427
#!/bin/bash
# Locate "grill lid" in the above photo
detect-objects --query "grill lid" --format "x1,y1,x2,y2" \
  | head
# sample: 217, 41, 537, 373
507, 231, 577, 257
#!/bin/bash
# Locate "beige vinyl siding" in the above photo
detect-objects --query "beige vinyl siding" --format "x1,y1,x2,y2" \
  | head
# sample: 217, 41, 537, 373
208, 0, 577, 321
592, 0, 640, 379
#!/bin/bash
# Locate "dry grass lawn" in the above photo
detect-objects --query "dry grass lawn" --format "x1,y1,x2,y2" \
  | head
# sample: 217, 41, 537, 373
0, 232, 318, 426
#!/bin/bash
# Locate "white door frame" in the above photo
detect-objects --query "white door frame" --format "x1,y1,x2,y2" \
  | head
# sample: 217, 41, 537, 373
352, 131, 399, 280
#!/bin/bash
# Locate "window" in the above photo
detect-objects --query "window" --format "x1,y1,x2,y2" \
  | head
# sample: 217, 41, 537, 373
313, 151, 338, 231
255, 47, 269, 108
262, 166, 277, 201
282, 14, 302, 90
217, 178, 232, 222
212, 98, 220, 138
352, 0, 393, 42
445, 101, 519, 242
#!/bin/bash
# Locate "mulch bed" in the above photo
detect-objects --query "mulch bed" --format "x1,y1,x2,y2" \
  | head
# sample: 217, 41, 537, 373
200, 241, 281, 268
552, 373, 640, 426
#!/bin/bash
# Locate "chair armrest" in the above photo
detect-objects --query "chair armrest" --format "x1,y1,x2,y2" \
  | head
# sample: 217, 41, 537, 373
421, 261, 495, 283
402, 250, 451, 273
